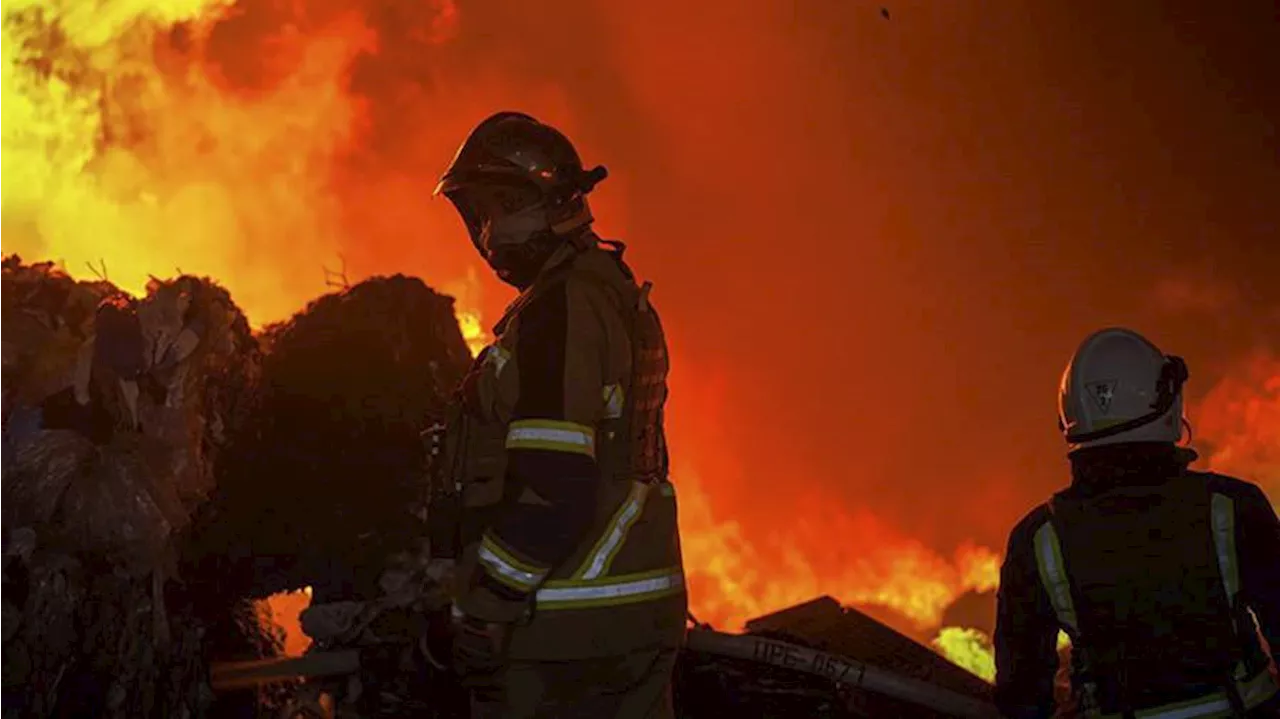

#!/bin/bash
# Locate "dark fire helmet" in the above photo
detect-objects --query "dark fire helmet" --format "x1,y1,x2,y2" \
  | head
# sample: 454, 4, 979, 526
434, 112, 608, 286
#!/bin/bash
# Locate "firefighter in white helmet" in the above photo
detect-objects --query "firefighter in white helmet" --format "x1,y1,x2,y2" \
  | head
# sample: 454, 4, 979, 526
994, 327, 1280, 718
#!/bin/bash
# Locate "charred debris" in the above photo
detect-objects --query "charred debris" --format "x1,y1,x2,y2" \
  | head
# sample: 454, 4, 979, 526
1, 255, 997, 718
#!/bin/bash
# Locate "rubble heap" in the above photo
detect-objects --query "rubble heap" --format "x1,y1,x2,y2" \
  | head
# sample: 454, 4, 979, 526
1, 257, 273, 718
182, 274, 472, 605
3, 260, 474, 717
3, 260, 260, 572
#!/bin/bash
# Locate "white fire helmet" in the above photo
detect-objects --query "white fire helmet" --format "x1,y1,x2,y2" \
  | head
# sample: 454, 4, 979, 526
1057, 327, 1189, 454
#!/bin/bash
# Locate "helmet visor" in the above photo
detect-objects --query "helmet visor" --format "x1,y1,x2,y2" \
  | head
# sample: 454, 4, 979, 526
444, 179, 546, 257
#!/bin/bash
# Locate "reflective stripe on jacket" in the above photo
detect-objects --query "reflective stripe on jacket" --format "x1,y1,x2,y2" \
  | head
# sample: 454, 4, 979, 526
1032, 481, 1279, 718
447, 241, 687, 660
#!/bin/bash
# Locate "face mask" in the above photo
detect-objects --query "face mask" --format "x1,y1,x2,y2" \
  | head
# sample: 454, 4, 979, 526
486, 234, 563, 290
445, 183, 573, 288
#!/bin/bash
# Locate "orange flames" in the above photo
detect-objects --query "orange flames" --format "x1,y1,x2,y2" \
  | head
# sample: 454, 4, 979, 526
1194, 353, 1280, 495
6, 0, 1278, 686
676, 462, 1001, 631
5, 0, 1013, 665
442, 267, 492, 358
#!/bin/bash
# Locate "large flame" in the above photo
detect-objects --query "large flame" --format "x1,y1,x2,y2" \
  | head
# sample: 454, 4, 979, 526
677, 464, 1001, 631
1, 0, 383, 322
6, 0, 1275, 689
255, 586, 313, 656
932, 627, 996, 683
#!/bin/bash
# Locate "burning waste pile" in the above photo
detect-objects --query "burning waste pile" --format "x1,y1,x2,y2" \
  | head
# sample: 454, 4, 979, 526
182, 272, 471, 605
1, 256, 269, 717
185, 272, 474, 716
1, 256, 476, 717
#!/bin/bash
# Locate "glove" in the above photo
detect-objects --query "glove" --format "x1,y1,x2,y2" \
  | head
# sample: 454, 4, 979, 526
419, 607, 455, 671
450, 607, 511, 688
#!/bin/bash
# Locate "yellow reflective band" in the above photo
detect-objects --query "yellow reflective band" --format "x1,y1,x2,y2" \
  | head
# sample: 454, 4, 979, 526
1210, 493, 1239, 605
1094, 670, 1279, 719
478, 534, 549, 592
602, 383, 625, 419
505, 419, 596, 457
1124, 694, 1232, 719
1240, 668, 1280, 709
573, 481, 651, 580
485, 345, 511, 376
1033, 521, 1079, 633
535, 568, 685, 610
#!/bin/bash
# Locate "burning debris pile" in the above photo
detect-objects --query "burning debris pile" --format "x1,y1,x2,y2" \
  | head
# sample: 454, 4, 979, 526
2, 258, 475, 717
182, 274, 471, 604
2, 258, 261, 557
170, 272, 469, 719
1, 256, 272, 717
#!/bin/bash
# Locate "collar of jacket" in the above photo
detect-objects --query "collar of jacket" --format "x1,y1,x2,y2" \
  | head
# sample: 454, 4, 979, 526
1065, 443, 1199, 499
493, 241, 588, 336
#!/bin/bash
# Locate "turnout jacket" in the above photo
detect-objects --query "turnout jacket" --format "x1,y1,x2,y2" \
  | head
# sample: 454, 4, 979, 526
995, 456, 1280, 719
430, 239, 687, 661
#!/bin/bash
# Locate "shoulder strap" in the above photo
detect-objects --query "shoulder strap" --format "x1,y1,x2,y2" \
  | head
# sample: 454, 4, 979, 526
1209, 492, 1241, 609
1040, 489, 1263, 697
1035, 484, 1238, 632
1032, 506, 1081, 637
1034, 502, 1107, 712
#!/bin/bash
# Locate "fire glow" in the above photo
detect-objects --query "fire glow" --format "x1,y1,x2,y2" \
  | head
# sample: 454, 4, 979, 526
5, 0, 1277, 683
0, 0, 1018, 675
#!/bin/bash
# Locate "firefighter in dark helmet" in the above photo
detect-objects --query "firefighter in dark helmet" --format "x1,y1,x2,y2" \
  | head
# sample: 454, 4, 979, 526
427, 111, 687, 718
995, 327, 1280, 718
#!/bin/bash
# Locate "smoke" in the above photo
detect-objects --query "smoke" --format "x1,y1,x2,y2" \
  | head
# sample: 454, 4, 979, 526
1193, 352, 1280, 496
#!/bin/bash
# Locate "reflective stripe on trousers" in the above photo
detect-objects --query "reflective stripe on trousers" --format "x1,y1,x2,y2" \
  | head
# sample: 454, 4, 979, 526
1088, 670, 1279, 719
